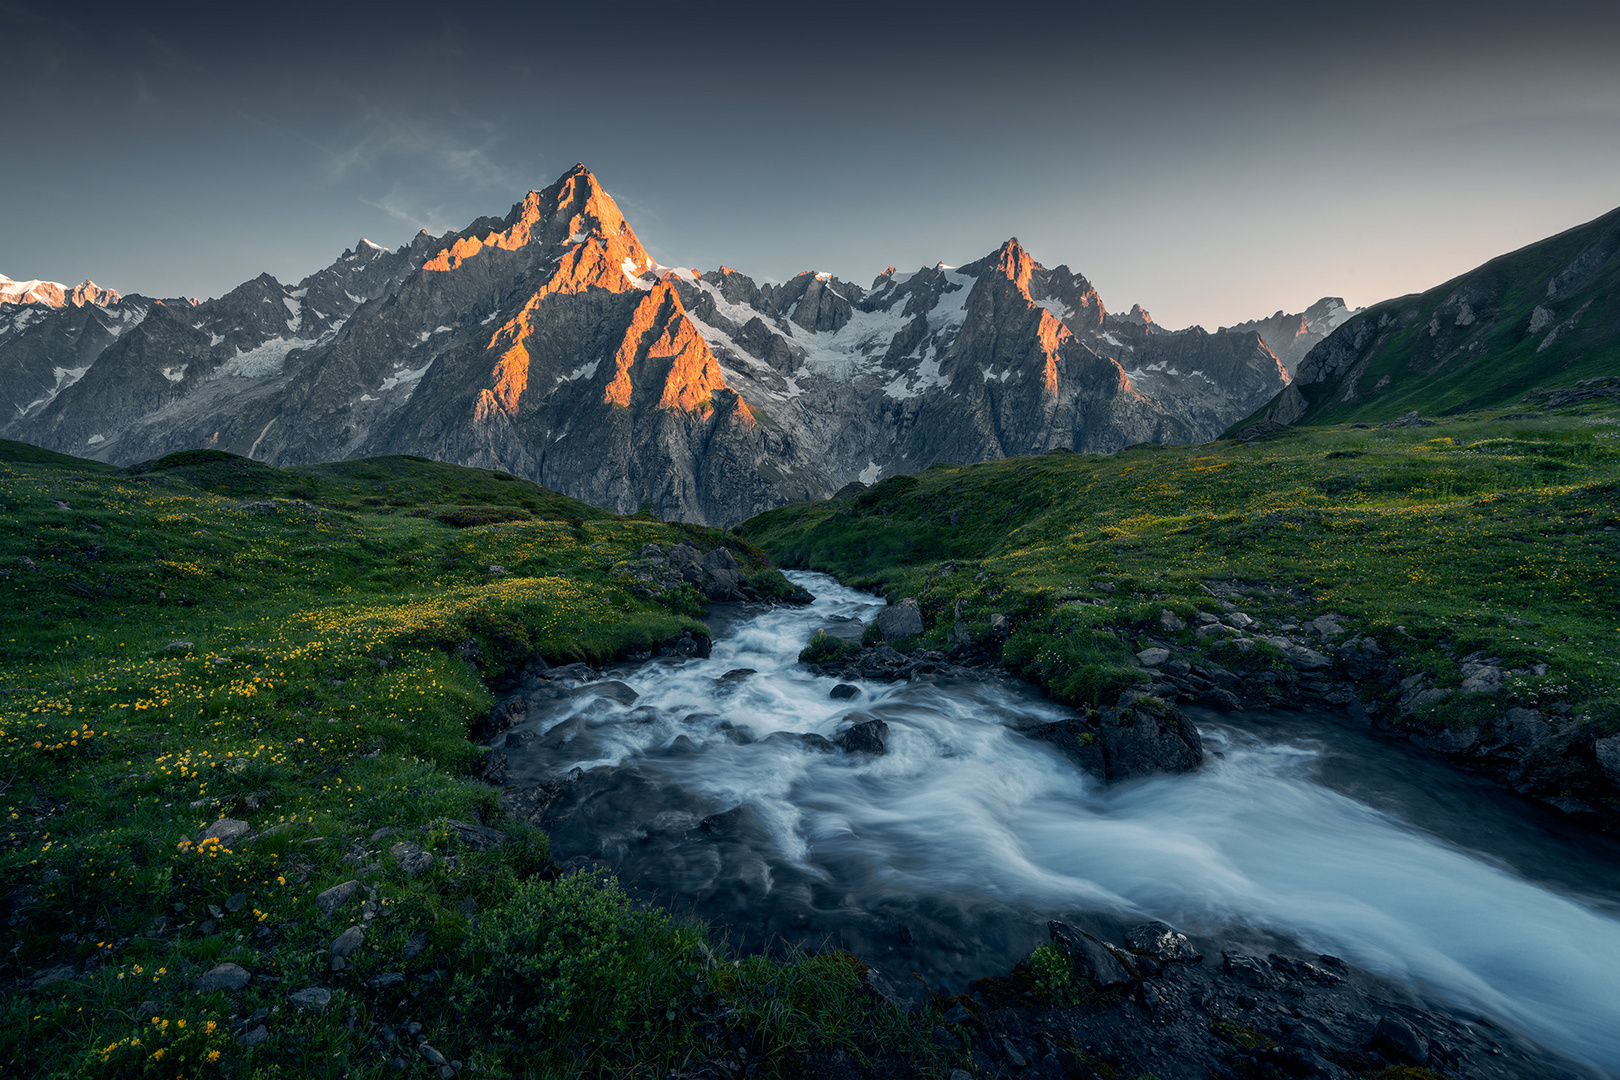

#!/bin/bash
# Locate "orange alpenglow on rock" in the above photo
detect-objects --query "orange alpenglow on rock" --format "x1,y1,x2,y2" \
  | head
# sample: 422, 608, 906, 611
1035, 309, 1068, 396
424, 164, 648, 275
605, 281, 735, 415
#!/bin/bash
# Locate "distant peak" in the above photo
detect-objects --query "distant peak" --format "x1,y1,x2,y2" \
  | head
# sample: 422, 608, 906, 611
424, 164, 641, 274
1123, 303, 1154, 326
990, 238, 1035, 295
0, 274, 120, 308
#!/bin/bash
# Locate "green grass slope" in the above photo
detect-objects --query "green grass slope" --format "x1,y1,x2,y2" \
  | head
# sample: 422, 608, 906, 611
0, 446, 946, 1079
740, 402, 1620, 808
1232, 205, 1620, 431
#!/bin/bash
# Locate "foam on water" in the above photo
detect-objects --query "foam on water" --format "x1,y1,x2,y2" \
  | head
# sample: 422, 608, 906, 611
506, 573, 1620, 1073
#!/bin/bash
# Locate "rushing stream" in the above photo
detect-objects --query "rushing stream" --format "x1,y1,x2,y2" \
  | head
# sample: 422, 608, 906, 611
496, 573, 1620, 1075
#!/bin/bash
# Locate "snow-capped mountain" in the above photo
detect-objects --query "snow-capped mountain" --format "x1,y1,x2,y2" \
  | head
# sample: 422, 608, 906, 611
2, 165, 1292, 525
1224, 297, 1361, 374
0, 275, 121, 309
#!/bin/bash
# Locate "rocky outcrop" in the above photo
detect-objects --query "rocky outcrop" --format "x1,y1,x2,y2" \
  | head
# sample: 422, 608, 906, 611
1031, 695, 1204, 783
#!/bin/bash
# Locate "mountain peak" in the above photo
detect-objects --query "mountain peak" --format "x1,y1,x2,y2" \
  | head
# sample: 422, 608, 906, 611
0, 274, 121, 308
423, 164, 640, 274
990, 238, 1035, 295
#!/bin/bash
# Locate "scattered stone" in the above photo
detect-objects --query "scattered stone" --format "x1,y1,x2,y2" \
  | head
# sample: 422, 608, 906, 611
200, 818, 253, 846
30, 964, 76, 989
1459, 661, 1505, 695
834, 718, 889, 755
315, 880, 360, 916
196, 962, 252, 993
989, 613, 1009, 636
1381, 410, 1434, 428
289, 986, 332, 1010
1159, 609, 1185, 632
1221, 952, 1276, 986
225, 892, 247, 913
330, 925, 365, 969
1135, 647, 1170, 668
420, 1045, 449, 1067
873, 597, 925, 640
401, 932, 429, 961
238, 1024, 269, 1048
369, 972, 406, 989
829, 683, 860, 700
391, 842, 433, 876
433, 818, 506, 851
1227, 612, 1256, 630
162, 640, 194, 654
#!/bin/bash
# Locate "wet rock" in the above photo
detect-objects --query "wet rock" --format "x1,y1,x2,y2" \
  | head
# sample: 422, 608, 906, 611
1048, 921, 1133, 988
1502, 707, 1552, 749
835, 718, 889, 755
1094, 698, 1203, 781
874, 598, 924, 640
584, 680, 639, 706
1124, 921, 1202, 963
315, 880, 360, 916
1596, 736, 1620, 783
760, 731, 837, 753
289, 986, 332, 1010
1221, 951, 1277, 986
196, 962, 252, 992
1030, 717, 1106, 778
829, 682, 860, 700
1371, 1016, 1430, 1063
1412, 726, 1479, 754
719, 668, 756, 682
699, 804, 763, 838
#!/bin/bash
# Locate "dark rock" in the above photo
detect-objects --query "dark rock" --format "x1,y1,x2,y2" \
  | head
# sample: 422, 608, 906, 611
873, 598, 924, 640
1371, 1016, 1430, 1063
829, 683, 860, 700
1221, 951, 1276, 986
1048, 921, 1133, 988
433, 818, 506, 851
1124, 921, 1202, 963
238, 1024, 269, 1047
759, 731, 838, 754
699, 804, 763, 838
1030, 717, 1107, 778
196, 962, 252, 992
1093, 698, 1203, 781
719, 668, 756, 682
862, 965, 932, 1014
315, 880, 360, 916
289, 986, 332, 1011
199, 818, 253, 846
369, 971, 406, 989
835, 718, 889, 755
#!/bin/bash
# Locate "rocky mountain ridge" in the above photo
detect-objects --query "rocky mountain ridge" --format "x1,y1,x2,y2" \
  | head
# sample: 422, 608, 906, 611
0, 274, 121, 309
2, 165, 1292, 525
1236, 204, 1620, 431
1223, 296, 1360, 374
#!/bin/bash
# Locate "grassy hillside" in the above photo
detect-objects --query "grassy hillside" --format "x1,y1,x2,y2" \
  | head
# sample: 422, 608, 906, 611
0, 444, 945, 1079
1233, 205, 1620, 430
740, 402, 1620, 810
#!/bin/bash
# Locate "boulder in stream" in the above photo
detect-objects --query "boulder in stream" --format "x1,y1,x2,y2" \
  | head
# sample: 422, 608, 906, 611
835, 718, 890, 755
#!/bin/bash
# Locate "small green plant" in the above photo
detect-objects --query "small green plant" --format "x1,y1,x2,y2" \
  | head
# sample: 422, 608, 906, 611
1030, 943, 1083, 1006
799, 631, 861, 665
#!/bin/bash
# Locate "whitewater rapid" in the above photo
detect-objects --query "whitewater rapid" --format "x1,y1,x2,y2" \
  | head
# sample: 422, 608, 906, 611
501, 573, 1620, 1074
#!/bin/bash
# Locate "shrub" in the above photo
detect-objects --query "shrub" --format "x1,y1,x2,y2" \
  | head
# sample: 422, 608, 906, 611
800, 632, 861, 665
455, 872, 708, 1063
1029, 943, 1083, 1006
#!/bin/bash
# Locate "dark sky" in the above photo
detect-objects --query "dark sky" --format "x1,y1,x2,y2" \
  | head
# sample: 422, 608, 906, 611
5, 1, 1620, 329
